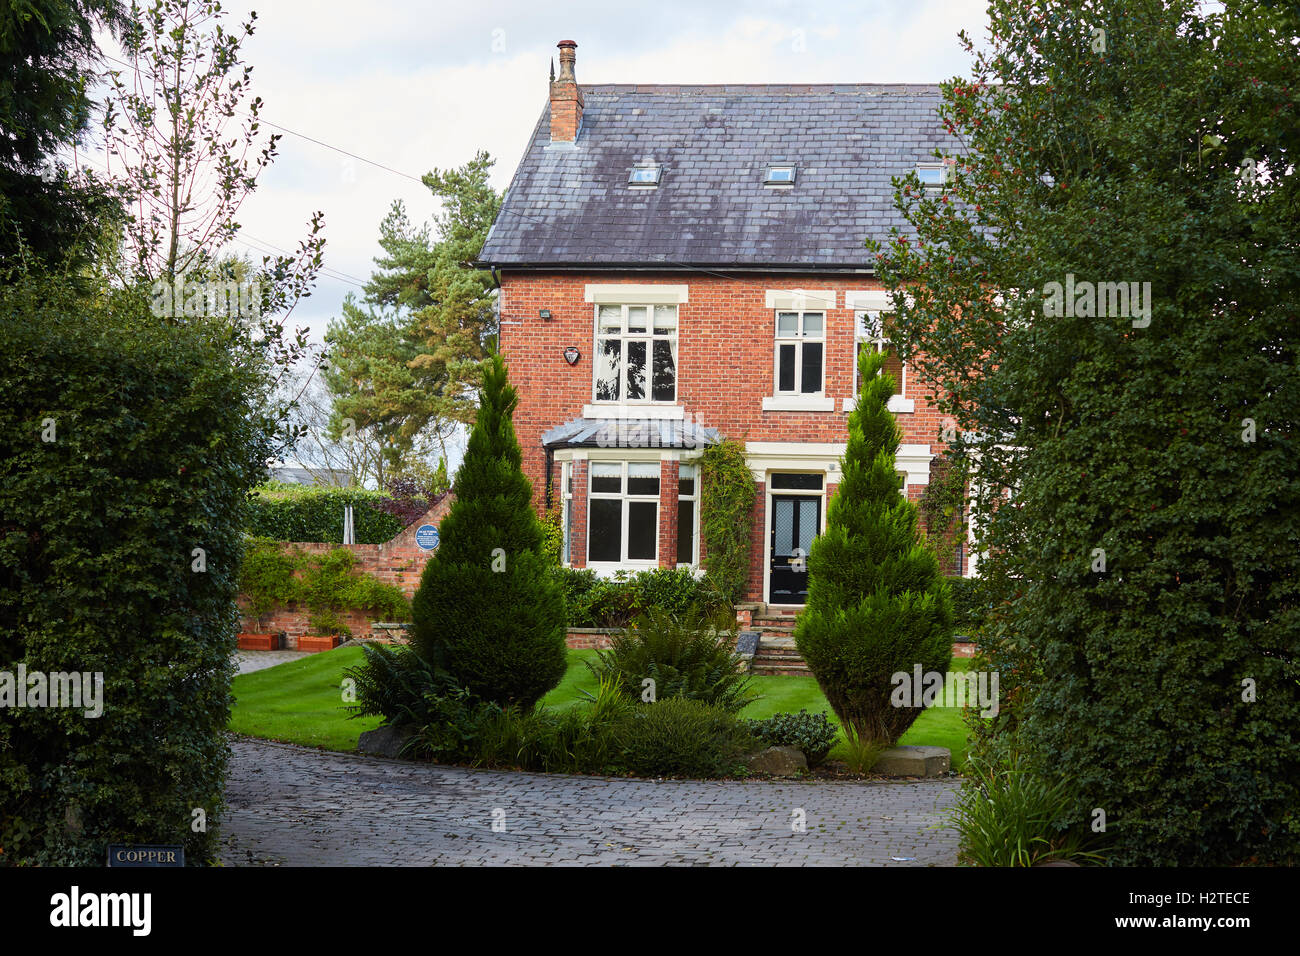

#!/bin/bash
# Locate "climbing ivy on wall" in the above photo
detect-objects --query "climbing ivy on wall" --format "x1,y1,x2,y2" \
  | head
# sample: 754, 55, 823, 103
239, 538, 411, 636
699, 439, 757, 604
918, 449, 969, 570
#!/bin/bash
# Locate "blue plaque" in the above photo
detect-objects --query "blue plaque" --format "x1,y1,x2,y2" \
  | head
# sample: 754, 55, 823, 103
415, 524, 440, 551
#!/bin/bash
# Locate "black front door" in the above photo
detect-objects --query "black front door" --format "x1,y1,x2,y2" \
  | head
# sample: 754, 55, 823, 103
768, 494, 820, 604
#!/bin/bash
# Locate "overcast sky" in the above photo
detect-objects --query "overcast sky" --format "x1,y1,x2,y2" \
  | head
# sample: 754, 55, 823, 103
91, 0, 992, 338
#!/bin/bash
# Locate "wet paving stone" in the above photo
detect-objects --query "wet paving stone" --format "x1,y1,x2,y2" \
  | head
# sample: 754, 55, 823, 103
220, 737, 961, 867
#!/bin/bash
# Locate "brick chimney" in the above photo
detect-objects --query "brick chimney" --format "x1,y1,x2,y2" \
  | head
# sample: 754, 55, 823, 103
549, 40, 584, 144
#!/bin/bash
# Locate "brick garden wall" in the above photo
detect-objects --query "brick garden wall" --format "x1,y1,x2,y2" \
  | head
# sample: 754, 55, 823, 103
238, 496, 453, 649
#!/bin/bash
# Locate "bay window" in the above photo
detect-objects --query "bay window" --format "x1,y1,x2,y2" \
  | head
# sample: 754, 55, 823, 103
588, 461, 660, 565
676, 463, 699, 566
560, 461, 574, 564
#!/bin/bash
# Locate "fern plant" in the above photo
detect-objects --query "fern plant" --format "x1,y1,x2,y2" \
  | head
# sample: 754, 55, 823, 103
586, 606, 758, 713
343, 642, 456, 727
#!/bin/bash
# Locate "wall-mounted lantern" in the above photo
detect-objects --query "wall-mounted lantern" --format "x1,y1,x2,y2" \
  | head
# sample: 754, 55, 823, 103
563, 346, 581, 366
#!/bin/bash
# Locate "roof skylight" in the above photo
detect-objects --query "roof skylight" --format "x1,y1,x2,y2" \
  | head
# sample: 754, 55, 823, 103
765, 164, 796, 185
628, 163, 663, 186
916, 163, 950, 192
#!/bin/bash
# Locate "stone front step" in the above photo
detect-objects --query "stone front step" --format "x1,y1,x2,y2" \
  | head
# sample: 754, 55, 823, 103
751, 628, 811, 675
741, 606, 810, 675
752, 662, 813, 676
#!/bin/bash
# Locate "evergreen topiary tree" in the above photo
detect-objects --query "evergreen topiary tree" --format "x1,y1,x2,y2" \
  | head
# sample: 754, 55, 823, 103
795, 347, 954, 748
409, 354, 567, 707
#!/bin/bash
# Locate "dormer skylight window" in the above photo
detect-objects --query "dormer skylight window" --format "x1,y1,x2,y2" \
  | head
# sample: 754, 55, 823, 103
765, 164, 796, 185
628, 163, 663, 187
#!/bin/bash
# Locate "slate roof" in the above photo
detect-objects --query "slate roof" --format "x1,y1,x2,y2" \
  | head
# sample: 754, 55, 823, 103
542, 416, 722, 450
479, 83, 960, 272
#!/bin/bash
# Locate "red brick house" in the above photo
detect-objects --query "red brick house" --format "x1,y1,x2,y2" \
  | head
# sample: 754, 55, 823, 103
479, 41, 969, 608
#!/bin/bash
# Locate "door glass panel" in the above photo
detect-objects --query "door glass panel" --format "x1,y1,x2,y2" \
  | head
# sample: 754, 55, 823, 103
588, 499, 622, 562
625, 340, 647, 400
773, 499, 794, 556
776, 312, 799, 337
651, 338, 676, 402
798, 499, 818, 555
595, 339, 621, 401
778, 343, 796, 392
801, 341, 823, 393
802, 312, 823, 336
771, 473, 823, 490
627, 501, 657, 560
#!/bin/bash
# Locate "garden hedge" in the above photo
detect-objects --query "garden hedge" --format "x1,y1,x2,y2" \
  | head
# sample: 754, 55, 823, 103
246, 482, 405, 543
0, 276, 271, 865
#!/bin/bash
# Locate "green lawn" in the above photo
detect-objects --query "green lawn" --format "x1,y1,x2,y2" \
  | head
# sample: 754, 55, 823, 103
229, 646, 383, 750
231, 647, 971, 767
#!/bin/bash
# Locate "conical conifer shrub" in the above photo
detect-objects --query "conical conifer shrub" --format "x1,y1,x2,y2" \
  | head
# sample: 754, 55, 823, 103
410, 354, 567, 706
794, 347, 954, 747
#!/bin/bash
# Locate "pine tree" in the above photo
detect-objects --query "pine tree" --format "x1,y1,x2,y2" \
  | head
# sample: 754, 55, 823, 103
432, 457, 450, 495
0, 0, 126, 270
324, 152, 502, 478
409, 354, 567, 707
795, 347, 954, 747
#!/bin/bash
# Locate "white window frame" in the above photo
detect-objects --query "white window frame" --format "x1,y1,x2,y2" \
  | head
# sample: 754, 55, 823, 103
675, 463, 700, 567
772, 309, 825, 397
560, 461, 574, 566
592, 303, 679, 406
587, 460, 660, 568
844, 309, 915, 414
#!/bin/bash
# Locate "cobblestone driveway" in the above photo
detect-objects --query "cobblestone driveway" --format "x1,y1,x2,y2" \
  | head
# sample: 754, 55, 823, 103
221, 738, 960, 866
